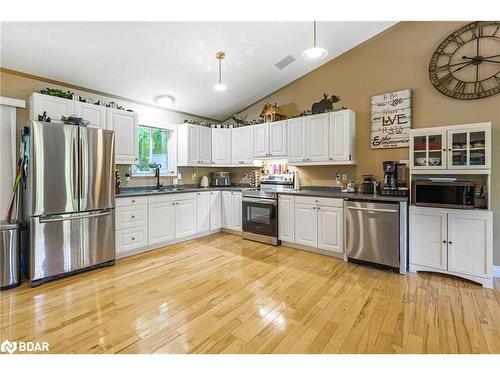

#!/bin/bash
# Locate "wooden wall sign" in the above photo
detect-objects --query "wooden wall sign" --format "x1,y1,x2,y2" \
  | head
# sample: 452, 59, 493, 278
370, 89, 412, 149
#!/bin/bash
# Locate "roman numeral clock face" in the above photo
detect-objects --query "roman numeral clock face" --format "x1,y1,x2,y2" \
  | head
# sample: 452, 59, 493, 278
429, 21, 500, 99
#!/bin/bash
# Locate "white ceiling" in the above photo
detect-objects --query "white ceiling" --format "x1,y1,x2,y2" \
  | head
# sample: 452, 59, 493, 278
0, 22, 395, 121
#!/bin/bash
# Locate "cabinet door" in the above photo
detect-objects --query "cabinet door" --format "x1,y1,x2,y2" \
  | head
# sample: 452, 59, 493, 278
447, 127, 490, 170
74, 102, 107, 129
187, 125, 200, 164
148, 201, 175, 244
294, 203, 317, 247
209, 191, 222, 230
221, 191, 233, 228
317, 205, 343, 254
175, 198, 197, 238
409, 208, 447, 270
232, 192, 242, 230
199, 126, 212, 165
196, 192, 210, 233
253, 123, 269, 158
30, 93, 74, 122
287, 117, 307, 162
278, 195, 295, 242
232, 126, 254, 165
410, 130, 446, 170
212, 128, 232, 165
329, 111, 351, 161
447, 211, 492, 278
308, 114, 329, 162
107, 108, 138, 164
269, 120, 287, 157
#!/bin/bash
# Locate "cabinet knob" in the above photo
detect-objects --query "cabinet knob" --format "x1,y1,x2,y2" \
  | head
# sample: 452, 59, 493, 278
131, 215, 135, 219
131, 199, 136, 203
442, 149, 446, 152
443, 240, 446, 243
329, 158, 333, 160
317, 206, 321, 210
448, 241, 452, 244
131, 237, 135, 241
448, 149, 452, 151
313, 207, 316, 210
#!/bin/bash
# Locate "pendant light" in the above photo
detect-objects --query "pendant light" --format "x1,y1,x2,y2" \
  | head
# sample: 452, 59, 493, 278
302, 21, 328, 61
214, 51, 226, 92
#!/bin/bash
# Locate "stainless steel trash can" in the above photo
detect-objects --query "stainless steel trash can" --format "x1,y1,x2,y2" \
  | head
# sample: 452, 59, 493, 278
0, 220, 21, 290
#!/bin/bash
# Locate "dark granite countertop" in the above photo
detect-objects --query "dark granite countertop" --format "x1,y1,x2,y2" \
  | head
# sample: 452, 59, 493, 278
277, 186, 409, 203
116, 184, 252, 198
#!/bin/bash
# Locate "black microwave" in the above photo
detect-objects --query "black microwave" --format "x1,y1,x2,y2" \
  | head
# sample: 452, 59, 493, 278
413, 180, 475, 209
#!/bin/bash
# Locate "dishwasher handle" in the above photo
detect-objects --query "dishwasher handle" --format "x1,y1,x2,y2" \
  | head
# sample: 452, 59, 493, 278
346, 206, 398, 214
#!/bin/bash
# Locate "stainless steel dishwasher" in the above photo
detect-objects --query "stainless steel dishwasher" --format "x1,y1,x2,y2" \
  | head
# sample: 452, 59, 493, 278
345, 200, 407, 273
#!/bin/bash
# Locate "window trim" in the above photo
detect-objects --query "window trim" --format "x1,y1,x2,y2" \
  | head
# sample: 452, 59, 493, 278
132, 122, 177, 178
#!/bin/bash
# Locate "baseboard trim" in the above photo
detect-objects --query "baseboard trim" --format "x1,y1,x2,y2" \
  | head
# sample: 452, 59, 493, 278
493, 265, 500, 278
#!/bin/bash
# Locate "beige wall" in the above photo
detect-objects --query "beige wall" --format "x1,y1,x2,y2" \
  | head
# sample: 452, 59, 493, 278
231, 21, 500, 264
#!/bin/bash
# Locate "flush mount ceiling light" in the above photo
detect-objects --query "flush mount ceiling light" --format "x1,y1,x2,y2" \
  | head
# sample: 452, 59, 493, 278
302, 21, 328, 62
214, 51, 226, 92
155, 95, 176, 107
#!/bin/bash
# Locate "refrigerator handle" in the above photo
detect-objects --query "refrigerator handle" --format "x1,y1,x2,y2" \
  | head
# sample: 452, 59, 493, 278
80, 137, 85, 199
39, 209, 112, 223
72, 137, 78, 200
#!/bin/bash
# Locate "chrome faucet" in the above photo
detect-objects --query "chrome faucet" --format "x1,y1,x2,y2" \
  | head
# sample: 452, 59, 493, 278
148, 163, 163, 190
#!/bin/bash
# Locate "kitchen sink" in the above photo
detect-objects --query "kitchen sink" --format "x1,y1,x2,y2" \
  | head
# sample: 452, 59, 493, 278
144, 187, 189, 193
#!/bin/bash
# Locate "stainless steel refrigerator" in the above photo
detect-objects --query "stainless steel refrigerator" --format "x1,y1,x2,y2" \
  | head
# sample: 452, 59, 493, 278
24, 121, 116, 286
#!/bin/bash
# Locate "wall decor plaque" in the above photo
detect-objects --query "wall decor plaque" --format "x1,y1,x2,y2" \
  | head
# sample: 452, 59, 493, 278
370, 89, 412, 149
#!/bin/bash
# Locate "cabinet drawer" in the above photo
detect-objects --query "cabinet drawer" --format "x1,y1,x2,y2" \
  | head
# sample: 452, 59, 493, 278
148, 192, 197, 204
116, 226, 147, 254
116, 196, 148, 207
294, 195, 344, 208
116, 204, 147, 230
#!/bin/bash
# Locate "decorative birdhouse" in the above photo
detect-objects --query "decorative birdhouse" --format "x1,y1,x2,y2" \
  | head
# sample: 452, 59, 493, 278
259, 103, 287, 123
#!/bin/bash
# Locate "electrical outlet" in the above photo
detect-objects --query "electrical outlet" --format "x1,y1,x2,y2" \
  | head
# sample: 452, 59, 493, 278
192, 172, 197, 180
336, 174, 341, 183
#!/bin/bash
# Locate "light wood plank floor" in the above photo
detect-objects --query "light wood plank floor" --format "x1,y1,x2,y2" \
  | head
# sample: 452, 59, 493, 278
1, 233, 500, 354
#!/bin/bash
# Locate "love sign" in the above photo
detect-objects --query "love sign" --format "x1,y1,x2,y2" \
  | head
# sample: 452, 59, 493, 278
370, 89, 412, 149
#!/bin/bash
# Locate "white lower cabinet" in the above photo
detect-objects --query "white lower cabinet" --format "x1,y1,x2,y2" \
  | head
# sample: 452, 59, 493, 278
116, 226, 148, 254
278, 195, 295, 242
116, 196, 149, 256
284, 195, 344, 257
175, 198, 197, 238
197, 192, 210, 232
409, 206, 493, 287
221, 191, 242, 231
148, 200, 176, 245
209, 191, 222, 230
317, 205, 343, 254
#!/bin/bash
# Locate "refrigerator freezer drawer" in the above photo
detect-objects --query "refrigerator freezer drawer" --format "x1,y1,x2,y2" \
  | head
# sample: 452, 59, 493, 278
30, 209, 115, 283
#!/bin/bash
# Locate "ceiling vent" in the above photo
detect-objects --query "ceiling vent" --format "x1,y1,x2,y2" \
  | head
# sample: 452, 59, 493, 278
275, 55, 296, 70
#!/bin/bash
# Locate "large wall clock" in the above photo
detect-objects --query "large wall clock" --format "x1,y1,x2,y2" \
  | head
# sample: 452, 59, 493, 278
429, 21, 500, 100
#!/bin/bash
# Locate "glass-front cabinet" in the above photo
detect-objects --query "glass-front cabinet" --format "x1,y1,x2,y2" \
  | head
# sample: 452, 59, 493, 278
447, 127, 490, 169
410, 124, 491, 171
410, 130, 446, 170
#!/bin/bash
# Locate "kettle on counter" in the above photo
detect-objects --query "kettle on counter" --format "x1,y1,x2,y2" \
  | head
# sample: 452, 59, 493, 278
200, 176, 209, 188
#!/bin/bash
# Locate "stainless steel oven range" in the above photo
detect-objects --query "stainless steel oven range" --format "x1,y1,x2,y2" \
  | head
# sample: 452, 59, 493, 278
242, 174, 294, 245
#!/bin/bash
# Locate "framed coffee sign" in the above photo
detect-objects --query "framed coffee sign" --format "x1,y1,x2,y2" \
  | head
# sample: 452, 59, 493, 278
371, 89, 412, 149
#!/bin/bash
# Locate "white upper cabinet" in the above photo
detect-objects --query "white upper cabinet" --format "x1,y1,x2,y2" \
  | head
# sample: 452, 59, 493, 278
329, 110, 355, 162
74, 101, 107, 129
307, 114, 329, 162
287, 117, 307, 163
253, 121, 287, 159
177, 124, 212, 166
253, 123, 269, 158
410, 122, 491, 172
212, 128, 232, 165
269, 120, 287, 157
232, 126, 254, 165
106, 108, 138, 164
199, 126, 212, 164
288, 110, 355, 165
29, 93, 74, 122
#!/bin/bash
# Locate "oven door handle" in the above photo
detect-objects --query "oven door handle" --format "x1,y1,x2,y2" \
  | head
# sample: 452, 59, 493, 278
242, 197, 277, 206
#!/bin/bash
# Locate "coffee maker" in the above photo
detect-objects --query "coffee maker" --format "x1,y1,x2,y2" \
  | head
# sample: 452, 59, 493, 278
381, 161, 408, 197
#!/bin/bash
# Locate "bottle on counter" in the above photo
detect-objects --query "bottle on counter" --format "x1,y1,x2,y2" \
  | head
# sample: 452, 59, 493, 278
115, 170, 121, 195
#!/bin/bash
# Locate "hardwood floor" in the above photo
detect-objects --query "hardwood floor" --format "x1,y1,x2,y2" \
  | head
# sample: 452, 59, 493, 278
1, 233, 500, 354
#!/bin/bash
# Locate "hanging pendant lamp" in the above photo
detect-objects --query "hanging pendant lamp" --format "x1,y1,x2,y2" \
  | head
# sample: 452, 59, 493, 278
302, 21, 328, 61
214, 51, 226, 91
